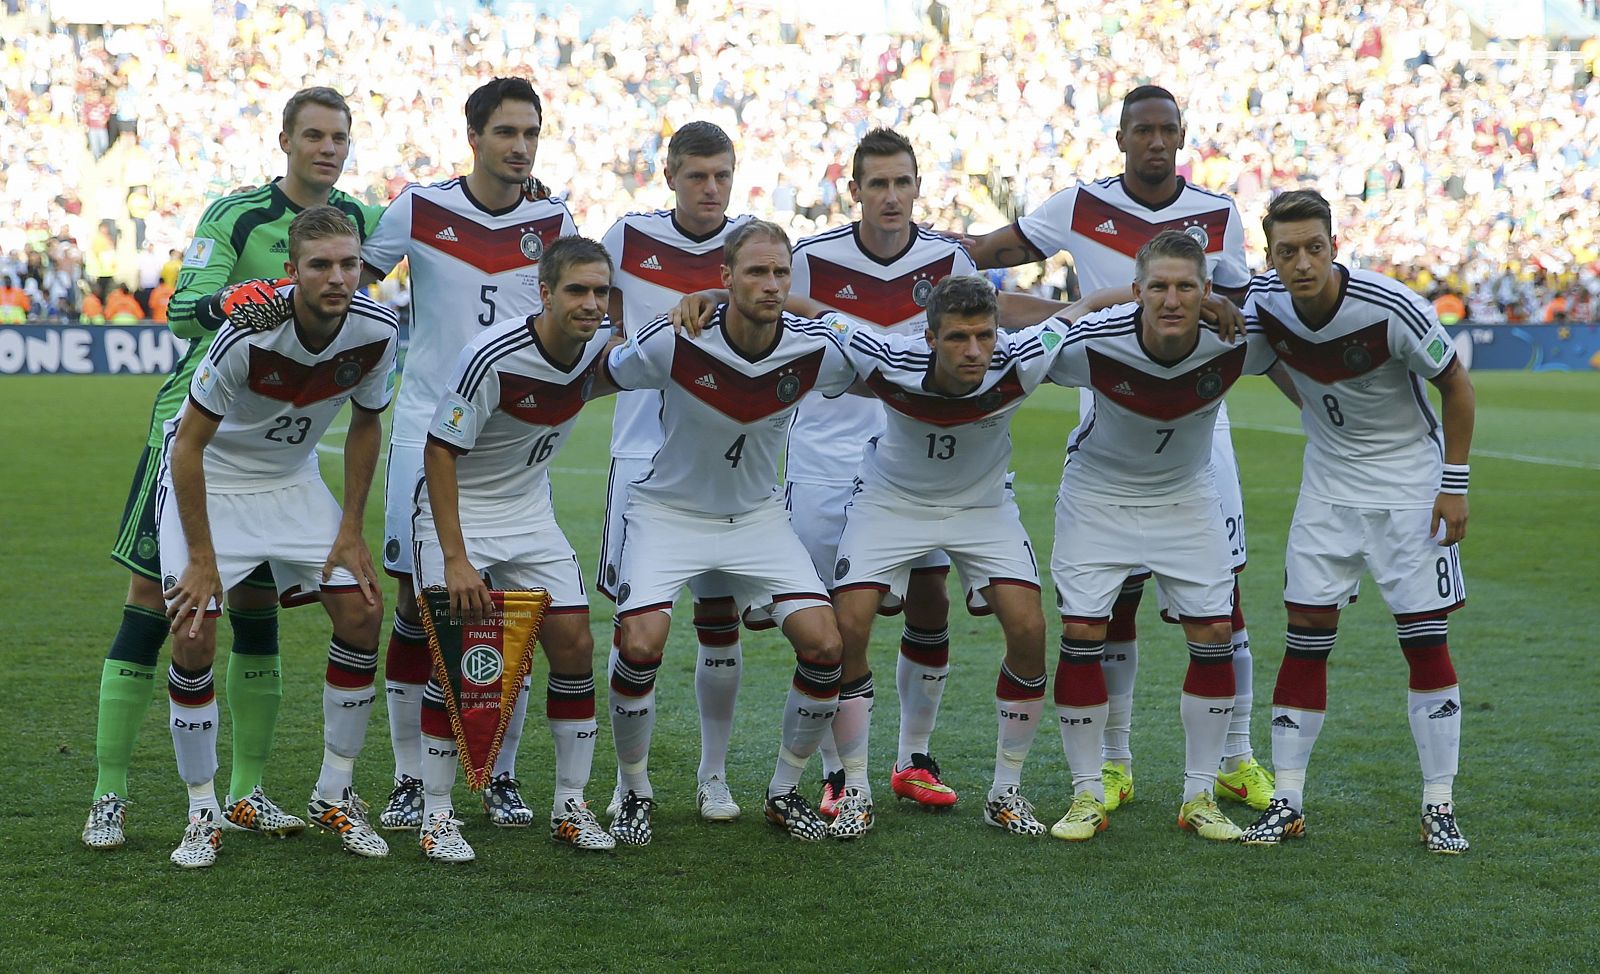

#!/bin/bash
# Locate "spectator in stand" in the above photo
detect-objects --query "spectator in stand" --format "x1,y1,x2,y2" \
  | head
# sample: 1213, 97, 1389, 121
147, 278, 174, 323
1434, 290, 1466, 325
0, 278, 30, 324
103, 284, 143, 324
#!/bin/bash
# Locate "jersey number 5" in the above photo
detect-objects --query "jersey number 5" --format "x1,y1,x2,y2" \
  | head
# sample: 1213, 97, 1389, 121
477, 285, 499, 326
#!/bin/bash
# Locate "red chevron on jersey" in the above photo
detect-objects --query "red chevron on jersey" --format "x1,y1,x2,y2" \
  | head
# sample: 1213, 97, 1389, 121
1070, 192, 1230, 260
496, 363, 598, 427
867, 367, 1026, 428
1256, 309, 1393, 385
669, 338, 824, 423
620, 224, 725, 295
804, 253, 956, 327
246, 339, 390, 407
409, 196, 564, 274
1088, 343, 1247, 421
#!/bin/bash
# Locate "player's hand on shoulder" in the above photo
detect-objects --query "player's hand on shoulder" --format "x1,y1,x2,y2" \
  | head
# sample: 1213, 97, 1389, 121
522, 176, 552, 202
221, 279, 294, 331
1201, 293, 1245, 343
668, 290, 723, 337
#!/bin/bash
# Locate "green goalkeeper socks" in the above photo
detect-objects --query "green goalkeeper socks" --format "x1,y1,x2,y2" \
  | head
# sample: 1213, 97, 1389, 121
92, 605, 168, 800
225, 607, 282, 798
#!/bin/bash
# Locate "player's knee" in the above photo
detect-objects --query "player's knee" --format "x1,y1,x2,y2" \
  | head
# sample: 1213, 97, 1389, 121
905, 573, 950, 624
616, 617, 667, 665
169, 627, 216, 670
1188, 621, 1233, 646
544, 620, 594, 671
393, 582, 420, 623
1003, 611, 1046, 658
128, 573, 165, 610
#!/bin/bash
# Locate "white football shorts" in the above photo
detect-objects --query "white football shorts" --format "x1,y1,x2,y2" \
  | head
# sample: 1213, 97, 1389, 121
599, 457, 732, 604
1283, 497, 1465, 617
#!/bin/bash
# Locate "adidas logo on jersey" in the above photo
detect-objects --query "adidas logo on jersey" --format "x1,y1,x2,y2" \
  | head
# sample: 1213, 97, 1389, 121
834, 284, 858, 300
1095, 219, 1118, 235
435, 226, 459, 242
1428, 699, 1460, 720
695, 373, 719, 390
639, 254, 663, 270
269, 240, 288, 253
261, 371, 283, 385
517, 394, 539, 408
1271, 714, 1300, 729
1112, 381, 1134, 395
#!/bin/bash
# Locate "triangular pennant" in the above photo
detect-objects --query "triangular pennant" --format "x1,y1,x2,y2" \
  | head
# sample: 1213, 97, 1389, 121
416, 587, 551, 790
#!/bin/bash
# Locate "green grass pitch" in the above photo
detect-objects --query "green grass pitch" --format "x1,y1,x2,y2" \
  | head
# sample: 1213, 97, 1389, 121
2, 372, 1596, 972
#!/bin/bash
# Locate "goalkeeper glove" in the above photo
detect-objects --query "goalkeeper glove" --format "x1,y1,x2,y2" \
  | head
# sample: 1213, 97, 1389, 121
210, 279, 293, 331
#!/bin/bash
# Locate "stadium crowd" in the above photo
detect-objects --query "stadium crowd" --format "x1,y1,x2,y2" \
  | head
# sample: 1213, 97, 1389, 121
1, 0, 1597, 324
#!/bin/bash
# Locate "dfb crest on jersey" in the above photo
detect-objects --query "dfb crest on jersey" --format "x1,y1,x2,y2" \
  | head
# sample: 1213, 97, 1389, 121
520, 232, 544, 262
977, 390, 1002, 412
1342, 345, 1372, 372
1183, 224, 1210, 250
776, 374, 802, 404
834, 557, 850, 581
334, 361, 362, 388
1196, 372, 1225, 400
911, 278, 935, 308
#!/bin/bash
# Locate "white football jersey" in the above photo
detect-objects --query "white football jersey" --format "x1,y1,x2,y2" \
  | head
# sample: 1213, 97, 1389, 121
842, 318, 1068, 508
169, 287, 397, 493
786, 224, 979, 486
361, 178, 577, 448
605, 307, 857, 516
602, 210, 753, 459
1046, 303, 1275, 505
1017, 175, 1249, 431
423, 317, 611, 534
1246, 265, 1457, 510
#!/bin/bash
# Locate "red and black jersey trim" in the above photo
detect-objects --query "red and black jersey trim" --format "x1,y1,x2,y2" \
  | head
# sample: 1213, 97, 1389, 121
867, 365, 1026, 427
619, 223, 726, 294
410, 194, 566, 274
1256, 307, 1392, 385
245, 338, 391, 408
1070, 188, 1231, 260
1087, 342, 1247, 421
670, 337, 825, 422
800, 249, 957, 327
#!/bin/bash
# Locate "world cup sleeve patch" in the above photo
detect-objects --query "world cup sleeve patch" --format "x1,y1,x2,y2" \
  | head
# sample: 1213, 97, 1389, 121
182, 237, 216, 269
1426, 336, 1447, 363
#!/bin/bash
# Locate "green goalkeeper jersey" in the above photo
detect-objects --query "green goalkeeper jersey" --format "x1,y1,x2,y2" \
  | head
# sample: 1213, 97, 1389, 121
145, 179, 383, 446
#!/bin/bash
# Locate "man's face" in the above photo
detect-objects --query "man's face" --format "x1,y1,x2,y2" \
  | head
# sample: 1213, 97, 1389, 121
666, 152, 735, 227
540, 260, 611, 343
850, 152, 919, 236
1117, 98, 1183, 187
468, 99, 541, 186
926, 311, 997, 393
1266, 219, 1338, 303
287, 233, 360, 319
280, 104, 351, 191
722, 240, 791, 326
1133, 255, 1210, 344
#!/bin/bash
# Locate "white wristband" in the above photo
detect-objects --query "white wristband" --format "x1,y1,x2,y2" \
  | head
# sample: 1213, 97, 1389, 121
1439, 464, 1469, 495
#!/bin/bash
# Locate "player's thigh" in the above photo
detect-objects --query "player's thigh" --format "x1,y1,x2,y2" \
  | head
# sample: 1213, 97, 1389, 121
1363, 507, 1467, 616
1141, 498, 1235, 625
156, 482, 264, 616
942, 497, 1041, 618
785, 480, 853, 583
1283, 496, 1367, 613
111, 441, 163, 580
260, 481, 364, 606
382, 442, 424, 579
598, 457, 652, 600
719, 502, 831, 630
1050, 493, 1139, 623
1210, 427, 1248, 571
614, 499, 711, 621
830, 492, 936, 600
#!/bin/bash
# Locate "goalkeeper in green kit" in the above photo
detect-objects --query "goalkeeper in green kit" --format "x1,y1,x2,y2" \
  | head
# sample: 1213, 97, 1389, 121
84, 87, 384, 850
